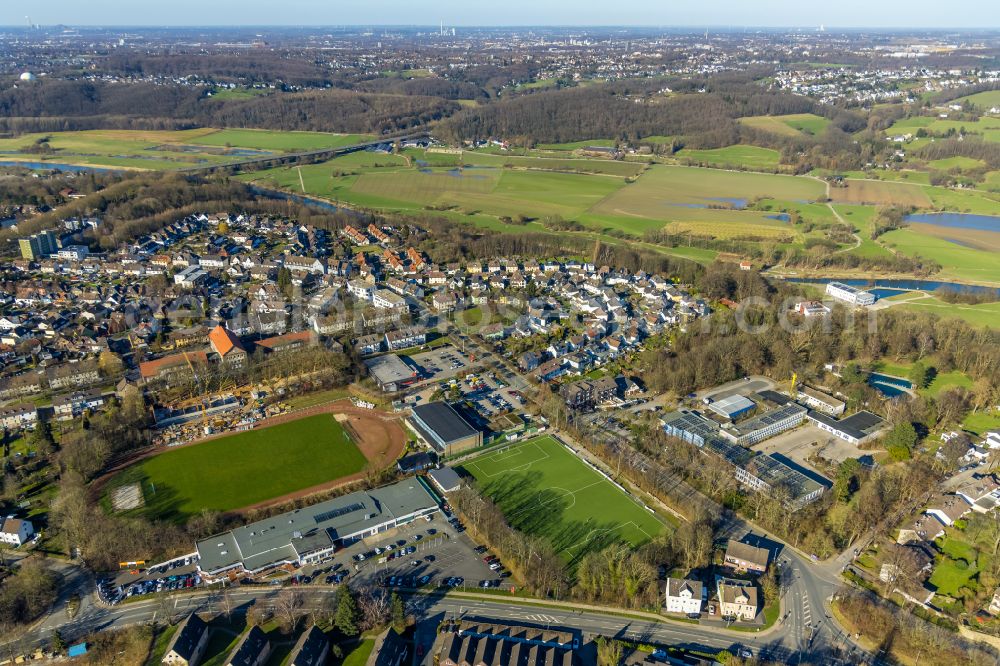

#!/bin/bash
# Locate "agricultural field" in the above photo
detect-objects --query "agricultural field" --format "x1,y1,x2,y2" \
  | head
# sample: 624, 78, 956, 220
739, 113, 830, 137
591, 165, 824, 216
460, 435, 667, 563
954, 90, 1000, 110
103, 413, 368, 521
885, 115, 1000, 143
676, 145, 781, 170
927, 156, 987, 171
828, 179, 932, 207
0, 128, 372, 171
462, 151, 646, 177
879, 227, 1000, 284
189, 128, 373, 152
535, 139, 616, 151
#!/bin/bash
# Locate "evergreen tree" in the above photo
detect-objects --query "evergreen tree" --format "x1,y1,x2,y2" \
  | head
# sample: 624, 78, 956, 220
334, 587, 359, 636
391, 592, 406, 634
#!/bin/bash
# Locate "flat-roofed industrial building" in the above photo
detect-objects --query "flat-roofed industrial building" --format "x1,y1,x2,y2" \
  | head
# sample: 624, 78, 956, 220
196, 479, 439, 578
409, 402, 483, 456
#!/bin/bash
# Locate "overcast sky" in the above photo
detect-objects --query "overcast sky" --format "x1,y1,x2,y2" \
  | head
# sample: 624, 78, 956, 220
3, 1, 998, 28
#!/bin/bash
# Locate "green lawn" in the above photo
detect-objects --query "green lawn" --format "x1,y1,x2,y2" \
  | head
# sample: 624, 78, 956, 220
929, 556, 977, 596
871, 359, 974, 398
105, 413, 367, 521
460, 435, 667, 564
962, 411, 1000, 435
339, 639, 376, 666
937, 535, 977, 563
896, 297, 1000, 329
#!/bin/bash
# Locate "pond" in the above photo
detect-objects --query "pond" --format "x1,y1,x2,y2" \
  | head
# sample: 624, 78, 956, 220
904, 212, 1000, 232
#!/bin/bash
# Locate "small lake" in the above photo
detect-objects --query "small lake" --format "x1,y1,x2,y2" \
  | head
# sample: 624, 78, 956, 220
904, 212, 1000, 232
766, 213, 791, 222
0, 160, 123, 172
783, 277, 1000, 297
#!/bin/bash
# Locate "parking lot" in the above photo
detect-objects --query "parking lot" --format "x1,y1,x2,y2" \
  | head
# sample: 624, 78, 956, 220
409, 346, 474, 383
750, 424, 867, 469
453, 370, 525, 421
299, 511, 503, 591
101, 555, 202, 604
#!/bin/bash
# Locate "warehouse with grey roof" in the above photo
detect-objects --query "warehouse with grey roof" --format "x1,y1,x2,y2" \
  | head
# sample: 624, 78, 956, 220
409, 401, 483, 456
195, 479, 438, 577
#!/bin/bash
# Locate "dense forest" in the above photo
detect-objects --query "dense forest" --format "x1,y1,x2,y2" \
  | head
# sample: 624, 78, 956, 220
0, 81, 458, 135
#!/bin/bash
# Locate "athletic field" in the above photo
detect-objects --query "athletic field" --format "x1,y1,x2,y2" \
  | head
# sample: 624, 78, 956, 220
460, 435, 666, 563
104, 413, 368, 521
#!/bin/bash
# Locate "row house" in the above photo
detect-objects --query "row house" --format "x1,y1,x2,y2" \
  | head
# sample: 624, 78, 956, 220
52, 389, 107, 420
385, 326, 426, 351
0, 403, 38, 430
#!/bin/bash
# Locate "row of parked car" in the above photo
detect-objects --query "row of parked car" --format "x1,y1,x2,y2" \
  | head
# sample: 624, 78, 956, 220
145, 555, 198, 576
381, 574, 438, 588
97, 573, 201, 605
475, 546, 512, 579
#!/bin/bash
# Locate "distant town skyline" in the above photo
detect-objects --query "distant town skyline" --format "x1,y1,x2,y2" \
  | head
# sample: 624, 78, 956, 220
3, 1, 999, 29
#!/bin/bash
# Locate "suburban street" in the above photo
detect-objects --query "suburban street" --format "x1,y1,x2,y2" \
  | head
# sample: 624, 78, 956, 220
2, 576, 874, 666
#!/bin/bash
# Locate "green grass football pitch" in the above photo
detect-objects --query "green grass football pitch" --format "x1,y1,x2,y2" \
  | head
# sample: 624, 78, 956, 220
105, 413, 368, 522
460, 435, 667, 563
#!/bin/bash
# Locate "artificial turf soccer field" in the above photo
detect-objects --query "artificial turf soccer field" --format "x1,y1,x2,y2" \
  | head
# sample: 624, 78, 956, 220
105, 413, 368, 521
460, 435, 667, 563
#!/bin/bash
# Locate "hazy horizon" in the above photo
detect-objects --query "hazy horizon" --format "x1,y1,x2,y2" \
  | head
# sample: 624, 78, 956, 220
3, 0, 999, 30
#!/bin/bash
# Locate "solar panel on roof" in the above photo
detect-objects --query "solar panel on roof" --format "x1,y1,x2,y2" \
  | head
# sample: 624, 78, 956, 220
313, 503, 364, 524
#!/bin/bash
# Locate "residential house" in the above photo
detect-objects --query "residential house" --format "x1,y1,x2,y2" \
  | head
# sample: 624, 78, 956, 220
0, 403, 38, 430
354, 334, 384, 357
724, 540, 769, 574
717, 579, 759, 621
52, 389, 107, 420
925, 495, 971, 527
665, 578, 704, 615
897, 513, 947, 544
208, 325, 248, 368
432, 291, 458, 313
385, 327, 426, 351
283, 256, 327, 275
162, 613, 210, 666
0, 515, 34, 546
225, 626, 270, 666
255, 331, 313, 355
286, 626, 329, 666
139, 351, 210, 384
0, 372, 45, 400
46, 359, 101, 390
955, 475, 1000, 513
